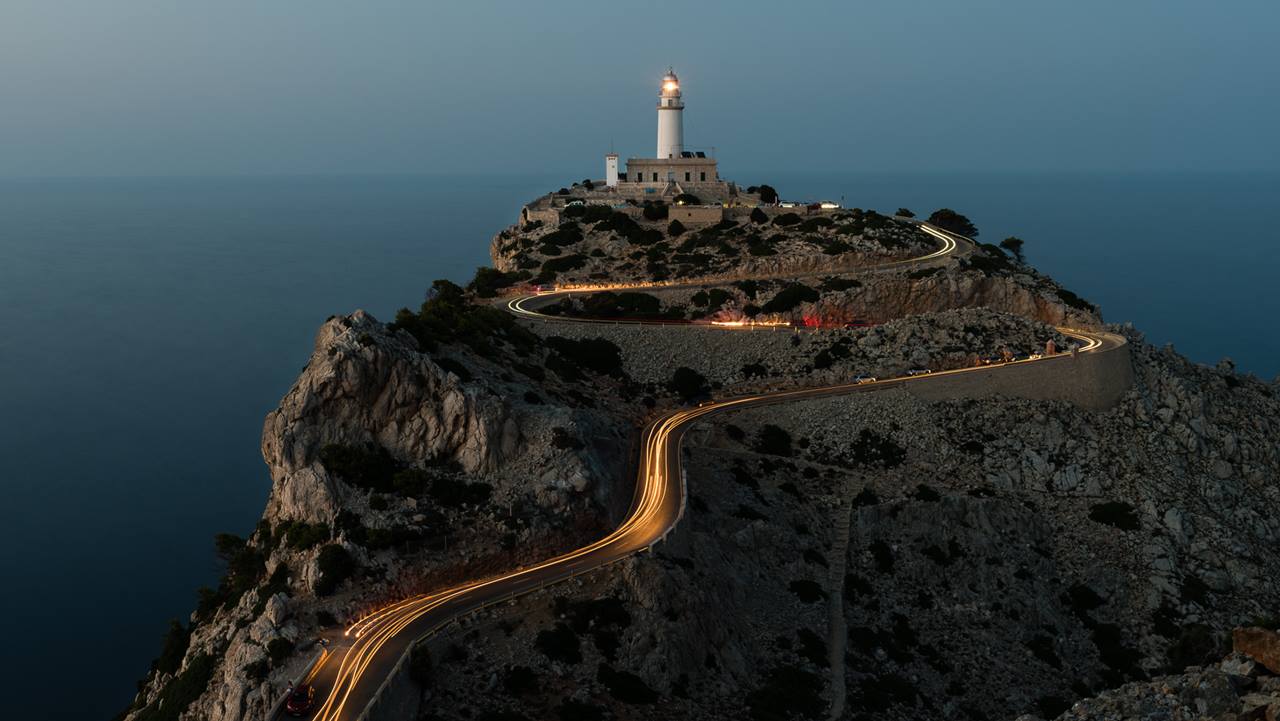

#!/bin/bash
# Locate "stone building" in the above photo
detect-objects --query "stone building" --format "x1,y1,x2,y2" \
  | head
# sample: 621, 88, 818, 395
520, 68, 746, 227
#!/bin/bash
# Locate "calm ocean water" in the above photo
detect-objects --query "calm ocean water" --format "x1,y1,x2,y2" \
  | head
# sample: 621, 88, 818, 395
0, 172, 1275, 719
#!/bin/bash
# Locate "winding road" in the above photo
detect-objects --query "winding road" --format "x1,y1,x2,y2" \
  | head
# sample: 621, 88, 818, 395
294, 222, 1119, 721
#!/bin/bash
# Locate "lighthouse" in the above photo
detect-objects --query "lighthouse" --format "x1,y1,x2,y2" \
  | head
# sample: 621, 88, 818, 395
656, 68, 684, 159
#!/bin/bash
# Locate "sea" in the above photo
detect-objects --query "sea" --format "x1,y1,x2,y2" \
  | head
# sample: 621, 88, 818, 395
0, 172, 1275, 720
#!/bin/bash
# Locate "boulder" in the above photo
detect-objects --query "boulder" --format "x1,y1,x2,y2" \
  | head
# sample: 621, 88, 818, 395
1236, 627, 1280, 674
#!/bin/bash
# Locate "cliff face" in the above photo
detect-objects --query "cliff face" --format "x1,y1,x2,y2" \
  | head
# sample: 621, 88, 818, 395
261, 310, 521, 525
124, 309, 631, 721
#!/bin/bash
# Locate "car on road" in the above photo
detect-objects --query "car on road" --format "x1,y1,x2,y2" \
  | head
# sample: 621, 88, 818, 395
906, 368, 932, 376
852, 375, 877, 384
285, 684, 315, 717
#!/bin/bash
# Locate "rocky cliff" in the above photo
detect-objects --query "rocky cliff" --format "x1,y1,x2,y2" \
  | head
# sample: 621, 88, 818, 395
124, 204, 1277, 721
122, 305, 634, 721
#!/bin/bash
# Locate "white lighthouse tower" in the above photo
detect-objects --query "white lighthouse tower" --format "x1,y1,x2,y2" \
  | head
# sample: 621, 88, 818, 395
656, 68, 684, 159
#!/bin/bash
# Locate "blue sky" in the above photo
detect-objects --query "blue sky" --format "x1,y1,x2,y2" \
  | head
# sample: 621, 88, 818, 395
2, 0, 1277, 176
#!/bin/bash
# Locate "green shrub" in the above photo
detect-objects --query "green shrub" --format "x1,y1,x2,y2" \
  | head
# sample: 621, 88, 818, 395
551, 427, 583, 450
1027, 635, 1062, 669
856, 673, 918, 712
503, 665, 539, 695
870, 540, 894, 573
575, 291, 665, 319
750, 207, 768, 223
747, 235, 776, 256
468, 267, 528, 298
392, 468, 431, 496
266, 637, 295, 666
546, 336, 625, 377
757, 185, 778, 204
427, 476, 492, 508
641, 202, 668, 221
540, 223, 584, 246
319, 443, 397, 492
1000, 236, 1026, 261
795, 628, 828, 667
760, 283, 818, 314
131, 652, 220, 721
821, 277, 862, 292
747, 665, 822, 721
788, 579, 825, 603
541, 253, 587, 275
1057, 286, 1096, 312
1089, 501, 1139, 531
558, 699, 606, 721
1164, 623, 1222, 671
798, 216, 833, 232
276, 520, 331, 551
668, 366, 709, 401
666, 219, 686, 236
314, 544, 356, 596
198, 533, 266, 619
434, 356, 472, 381
772, 212, 802, 226
755, 424, 792, 456
597, 664, 658, 704
896, 208, 915, 218
927, 208, 978, 237
152, 620, 191, 676
389, 278, 538, 355
850, 429, 906, 468
672, 193, 701, 205
967, 244, 1017, 274
536, 623, 581, 664
243, 659, 269, 680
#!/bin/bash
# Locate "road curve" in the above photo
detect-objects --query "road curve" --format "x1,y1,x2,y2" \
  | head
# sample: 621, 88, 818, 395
303, 222, 1117, 720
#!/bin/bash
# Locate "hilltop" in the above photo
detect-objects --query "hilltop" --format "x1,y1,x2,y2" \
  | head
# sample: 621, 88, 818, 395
120, 196, 1280, 721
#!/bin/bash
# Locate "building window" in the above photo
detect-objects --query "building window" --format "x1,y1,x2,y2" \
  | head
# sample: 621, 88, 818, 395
700, 172, 706, 181
684, 172, 690, 181
652, 172, 658, 182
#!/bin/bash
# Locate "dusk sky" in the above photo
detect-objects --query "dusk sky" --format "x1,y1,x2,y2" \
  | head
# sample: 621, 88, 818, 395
3, 0, 1277, 177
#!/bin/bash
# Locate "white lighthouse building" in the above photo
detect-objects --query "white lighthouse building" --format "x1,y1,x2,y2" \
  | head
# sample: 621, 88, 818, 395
616, 68, 719, 190
522, 68, 737, 228
656, 68, 684, 159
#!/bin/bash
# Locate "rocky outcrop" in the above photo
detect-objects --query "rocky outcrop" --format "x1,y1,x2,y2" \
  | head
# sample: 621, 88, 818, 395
123, 309, 632, 721
1038, 652, 1280, 721
816, 266, 1099, 328
261, 310, 521, 524
1237, 628, 1280, 675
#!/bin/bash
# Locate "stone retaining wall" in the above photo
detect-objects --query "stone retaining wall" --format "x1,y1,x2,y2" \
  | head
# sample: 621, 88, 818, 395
895, 334, 1133, 411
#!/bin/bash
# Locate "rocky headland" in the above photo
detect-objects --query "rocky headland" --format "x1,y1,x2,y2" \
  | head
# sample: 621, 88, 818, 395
121, 204, 1279, 721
